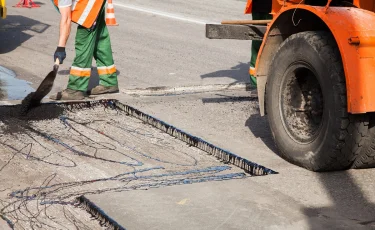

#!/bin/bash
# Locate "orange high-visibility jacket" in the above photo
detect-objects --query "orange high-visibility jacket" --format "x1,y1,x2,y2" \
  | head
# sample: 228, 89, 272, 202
53, 0, 104, 29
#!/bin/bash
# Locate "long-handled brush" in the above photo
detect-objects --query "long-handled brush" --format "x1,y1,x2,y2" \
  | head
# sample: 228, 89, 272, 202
20, 59, 60, 115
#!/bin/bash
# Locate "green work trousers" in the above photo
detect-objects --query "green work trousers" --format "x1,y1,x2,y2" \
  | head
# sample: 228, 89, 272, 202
68, 2, 118, 91
250, 12, 273, 86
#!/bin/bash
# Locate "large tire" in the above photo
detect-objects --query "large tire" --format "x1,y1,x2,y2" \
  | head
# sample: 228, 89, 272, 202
353, 114, 375, 169
266, 31, 368, 172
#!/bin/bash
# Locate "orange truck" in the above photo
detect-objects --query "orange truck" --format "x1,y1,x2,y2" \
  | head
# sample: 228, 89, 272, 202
206, 0, 375, 172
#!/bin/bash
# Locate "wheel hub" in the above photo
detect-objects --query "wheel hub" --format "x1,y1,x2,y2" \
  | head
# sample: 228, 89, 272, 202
280, 63, 324, 144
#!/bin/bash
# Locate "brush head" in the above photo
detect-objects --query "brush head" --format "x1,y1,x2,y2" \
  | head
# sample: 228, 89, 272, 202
33, 70, 56, 100
19, 92, 37, 116
19, 64, 60, 115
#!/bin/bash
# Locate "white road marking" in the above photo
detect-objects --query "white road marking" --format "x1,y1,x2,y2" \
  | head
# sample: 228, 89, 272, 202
113, 3, 213, 25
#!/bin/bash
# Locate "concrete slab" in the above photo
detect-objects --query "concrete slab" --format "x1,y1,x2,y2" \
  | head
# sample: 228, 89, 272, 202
87, 179, 372, 230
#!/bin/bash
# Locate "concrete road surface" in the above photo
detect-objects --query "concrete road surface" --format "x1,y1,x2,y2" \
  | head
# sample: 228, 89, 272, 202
1, 0, 375, 229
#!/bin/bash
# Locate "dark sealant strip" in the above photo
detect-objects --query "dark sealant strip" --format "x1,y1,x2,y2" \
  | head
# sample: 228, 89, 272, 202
76, 196, 126, 230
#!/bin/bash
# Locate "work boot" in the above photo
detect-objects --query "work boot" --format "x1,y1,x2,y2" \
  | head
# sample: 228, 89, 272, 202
49, 89, 85, 100
90, 85, 119, 95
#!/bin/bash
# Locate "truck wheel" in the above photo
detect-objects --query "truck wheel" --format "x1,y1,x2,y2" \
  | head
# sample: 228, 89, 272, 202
266, 31, 368, 172
353, 114, 375, 169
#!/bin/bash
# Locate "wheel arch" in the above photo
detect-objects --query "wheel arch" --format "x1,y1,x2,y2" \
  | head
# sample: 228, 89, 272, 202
255, 6, 375, 116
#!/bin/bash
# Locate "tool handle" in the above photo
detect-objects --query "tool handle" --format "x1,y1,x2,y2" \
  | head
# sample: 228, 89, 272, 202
53, 58, 60, 73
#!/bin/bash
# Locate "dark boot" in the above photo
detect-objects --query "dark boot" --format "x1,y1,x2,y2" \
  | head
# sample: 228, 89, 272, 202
90, 85, 119, 95
49, 89, 85, 100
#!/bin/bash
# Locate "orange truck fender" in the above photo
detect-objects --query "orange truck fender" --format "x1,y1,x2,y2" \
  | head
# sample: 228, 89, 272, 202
253, 5, 375, 115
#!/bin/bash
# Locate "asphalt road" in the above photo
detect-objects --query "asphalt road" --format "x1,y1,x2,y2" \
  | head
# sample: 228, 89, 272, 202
1, 0, 375, 229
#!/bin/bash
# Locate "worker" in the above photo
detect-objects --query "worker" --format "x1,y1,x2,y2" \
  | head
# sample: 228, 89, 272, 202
247, 0, 273, 87
50, 0, 119, 100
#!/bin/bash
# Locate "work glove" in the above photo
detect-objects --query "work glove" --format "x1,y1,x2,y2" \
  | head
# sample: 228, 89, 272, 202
54, 46, 66, 64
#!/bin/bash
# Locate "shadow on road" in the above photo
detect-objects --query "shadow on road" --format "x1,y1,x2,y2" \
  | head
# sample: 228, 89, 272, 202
245, 113, 279, 154
200, 62, 251, 85
0, 15, 50, 54
200, 94, 278, 154
31, 1, 46, 5
201, 93, 257, 104
304, 171, 375, 229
